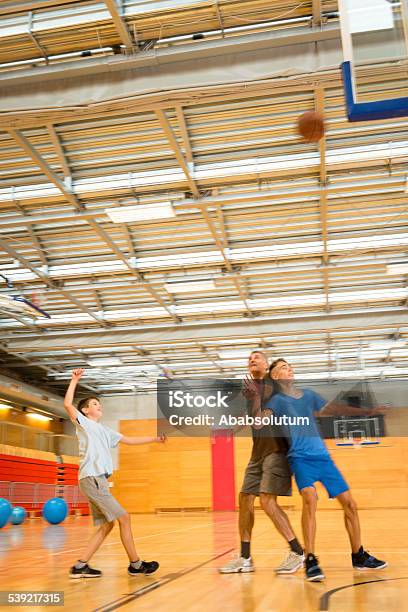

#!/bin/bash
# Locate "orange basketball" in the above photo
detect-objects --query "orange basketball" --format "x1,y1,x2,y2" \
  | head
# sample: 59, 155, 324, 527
297, 111, 325, 142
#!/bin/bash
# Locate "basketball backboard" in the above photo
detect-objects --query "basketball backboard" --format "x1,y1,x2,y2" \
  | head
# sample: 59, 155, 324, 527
339, 0, 408, 121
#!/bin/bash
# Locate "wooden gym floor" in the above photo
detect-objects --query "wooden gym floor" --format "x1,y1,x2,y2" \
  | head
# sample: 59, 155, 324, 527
1, 508, 407, 612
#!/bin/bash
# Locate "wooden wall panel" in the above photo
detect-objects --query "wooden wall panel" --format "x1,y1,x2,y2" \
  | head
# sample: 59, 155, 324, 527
115, 420, 212, 512
115, 420, 408, 513
234, 437, 408, 510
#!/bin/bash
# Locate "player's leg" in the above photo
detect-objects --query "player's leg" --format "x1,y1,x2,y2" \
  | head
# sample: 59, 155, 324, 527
117, 511, 138, 560
219, 460, 259, 573
336, 490, 361, 553
259, 493, 294, 541
70, 478, 116, 578
239, 491, 256, 547
290, 457, 325, 582
336, 490, 387, 570
321, 456, 387, 570
300, 486, 325, 581
80, 475, 159, 576
79, 520, 114, 562
70, 517, 114, 578
258, 453, 304, 574
116, 509, 159, 575
300, 486, 317, 556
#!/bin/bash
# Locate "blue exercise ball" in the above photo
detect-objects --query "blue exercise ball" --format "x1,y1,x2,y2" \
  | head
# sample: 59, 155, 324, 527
0, 499, 12, 528
42, 498, 68, 525
10, 506, 27, 525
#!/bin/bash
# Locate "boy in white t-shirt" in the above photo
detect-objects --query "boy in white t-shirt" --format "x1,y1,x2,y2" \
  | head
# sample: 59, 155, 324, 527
64, 368, 165, 579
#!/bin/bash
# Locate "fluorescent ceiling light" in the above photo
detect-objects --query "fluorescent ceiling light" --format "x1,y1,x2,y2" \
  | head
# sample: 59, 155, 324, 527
175, 300, 245, 314
207, 338, 260, 346
386, 263, 408, 275
102, 307, 168, 320
368, 340, 407, 350
216, 359, 249, 366
165, 280, 216, 293
106, 202, 175, 223
88, 357, 123, 366
83, 347, 130, 353
27, 412, 52, 421
218, 350, 255, 359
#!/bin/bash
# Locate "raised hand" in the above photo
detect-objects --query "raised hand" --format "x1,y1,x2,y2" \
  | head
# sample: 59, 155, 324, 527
72, 368, 84, 380
242, 374, 261, 400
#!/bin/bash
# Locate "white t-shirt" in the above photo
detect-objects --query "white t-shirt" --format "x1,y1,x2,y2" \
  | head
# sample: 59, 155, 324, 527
74, 410, 123, 480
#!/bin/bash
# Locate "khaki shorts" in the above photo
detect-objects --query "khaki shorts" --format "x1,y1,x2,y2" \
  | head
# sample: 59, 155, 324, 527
241, 452, 292, 496
79, 475, 126, 526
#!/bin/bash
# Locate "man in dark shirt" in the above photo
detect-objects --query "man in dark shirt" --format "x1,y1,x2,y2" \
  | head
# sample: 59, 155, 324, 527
219, 351, 303, 574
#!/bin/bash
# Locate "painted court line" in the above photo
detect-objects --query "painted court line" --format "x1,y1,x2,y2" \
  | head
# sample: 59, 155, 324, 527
319, 577, 408, 611
51, 519, 234, 555
92, 548, 234, 612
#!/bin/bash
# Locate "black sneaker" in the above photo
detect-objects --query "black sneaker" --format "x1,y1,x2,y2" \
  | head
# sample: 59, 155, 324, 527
352, 548, 387, 570
128, 560, 159, 576
69, 563, 102, 578
305, 554, 325, 582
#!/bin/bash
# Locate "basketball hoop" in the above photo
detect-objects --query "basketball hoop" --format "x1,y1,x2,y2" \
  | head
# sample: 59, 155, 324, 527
336, 434, 381, 449
352, 437, 362, 449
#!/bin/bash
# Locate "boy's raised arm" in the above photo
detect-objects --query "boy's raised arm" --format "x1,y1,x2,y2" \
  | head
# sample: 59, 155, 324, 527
64, 368, 83, 422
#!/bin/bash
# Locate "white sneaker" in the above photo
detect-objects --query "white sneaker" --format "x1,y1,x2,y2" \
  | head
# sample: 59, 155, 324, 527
219, 555, 255, 574
275, 551, 305, 574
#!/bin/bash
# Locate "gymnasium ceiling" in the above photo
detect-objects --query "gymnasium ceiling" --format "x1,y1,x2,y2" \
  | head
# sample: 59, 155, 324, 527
0, 0, 407, 395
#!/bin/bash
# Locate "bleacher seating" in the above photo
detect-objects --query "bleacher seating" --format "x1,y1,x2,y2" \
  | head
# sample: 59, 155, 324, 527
0, 445, 89, 516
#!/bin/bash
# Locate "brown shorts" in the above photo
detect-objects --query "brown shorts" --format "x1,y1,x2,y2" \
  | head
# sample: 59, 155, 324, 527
241, 452, 292, 496
79, 475, 126, 525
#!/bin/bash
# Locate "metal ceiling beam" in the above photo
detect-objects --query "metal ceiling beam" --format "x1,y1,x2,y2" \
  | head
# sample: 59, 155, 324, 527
8, 128, 179, 322
213, 0, 225, 37
131, 345, 172, 376
0, 210, 101, 230
0, 310, 39, 332
8, 129, 83, 210
11, 200, 49, 268
27, 11, 49, 64
155, 109, 200, 198
155, 109, 255, 316
312, 0, 322, 26
104, 0, 135, 51
0, 0, 85, 16
122, 224, 136, 259
175, 105, 194, 165
86, 219, 180, 322
196, 202, 255, 317
26, 228, 48, 267
6, 345, 98, 393
315, 84, 330, 313
3, 309, 407, 351
196, 342, 225, 372
46, 123, 72, 179
0, 174, 405, 232
0, 236, 106, 325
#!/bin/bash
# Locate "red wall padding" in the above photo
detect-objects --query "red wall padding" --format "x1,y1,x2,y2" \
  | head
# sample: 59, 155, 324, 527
211, 430, 235, 511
